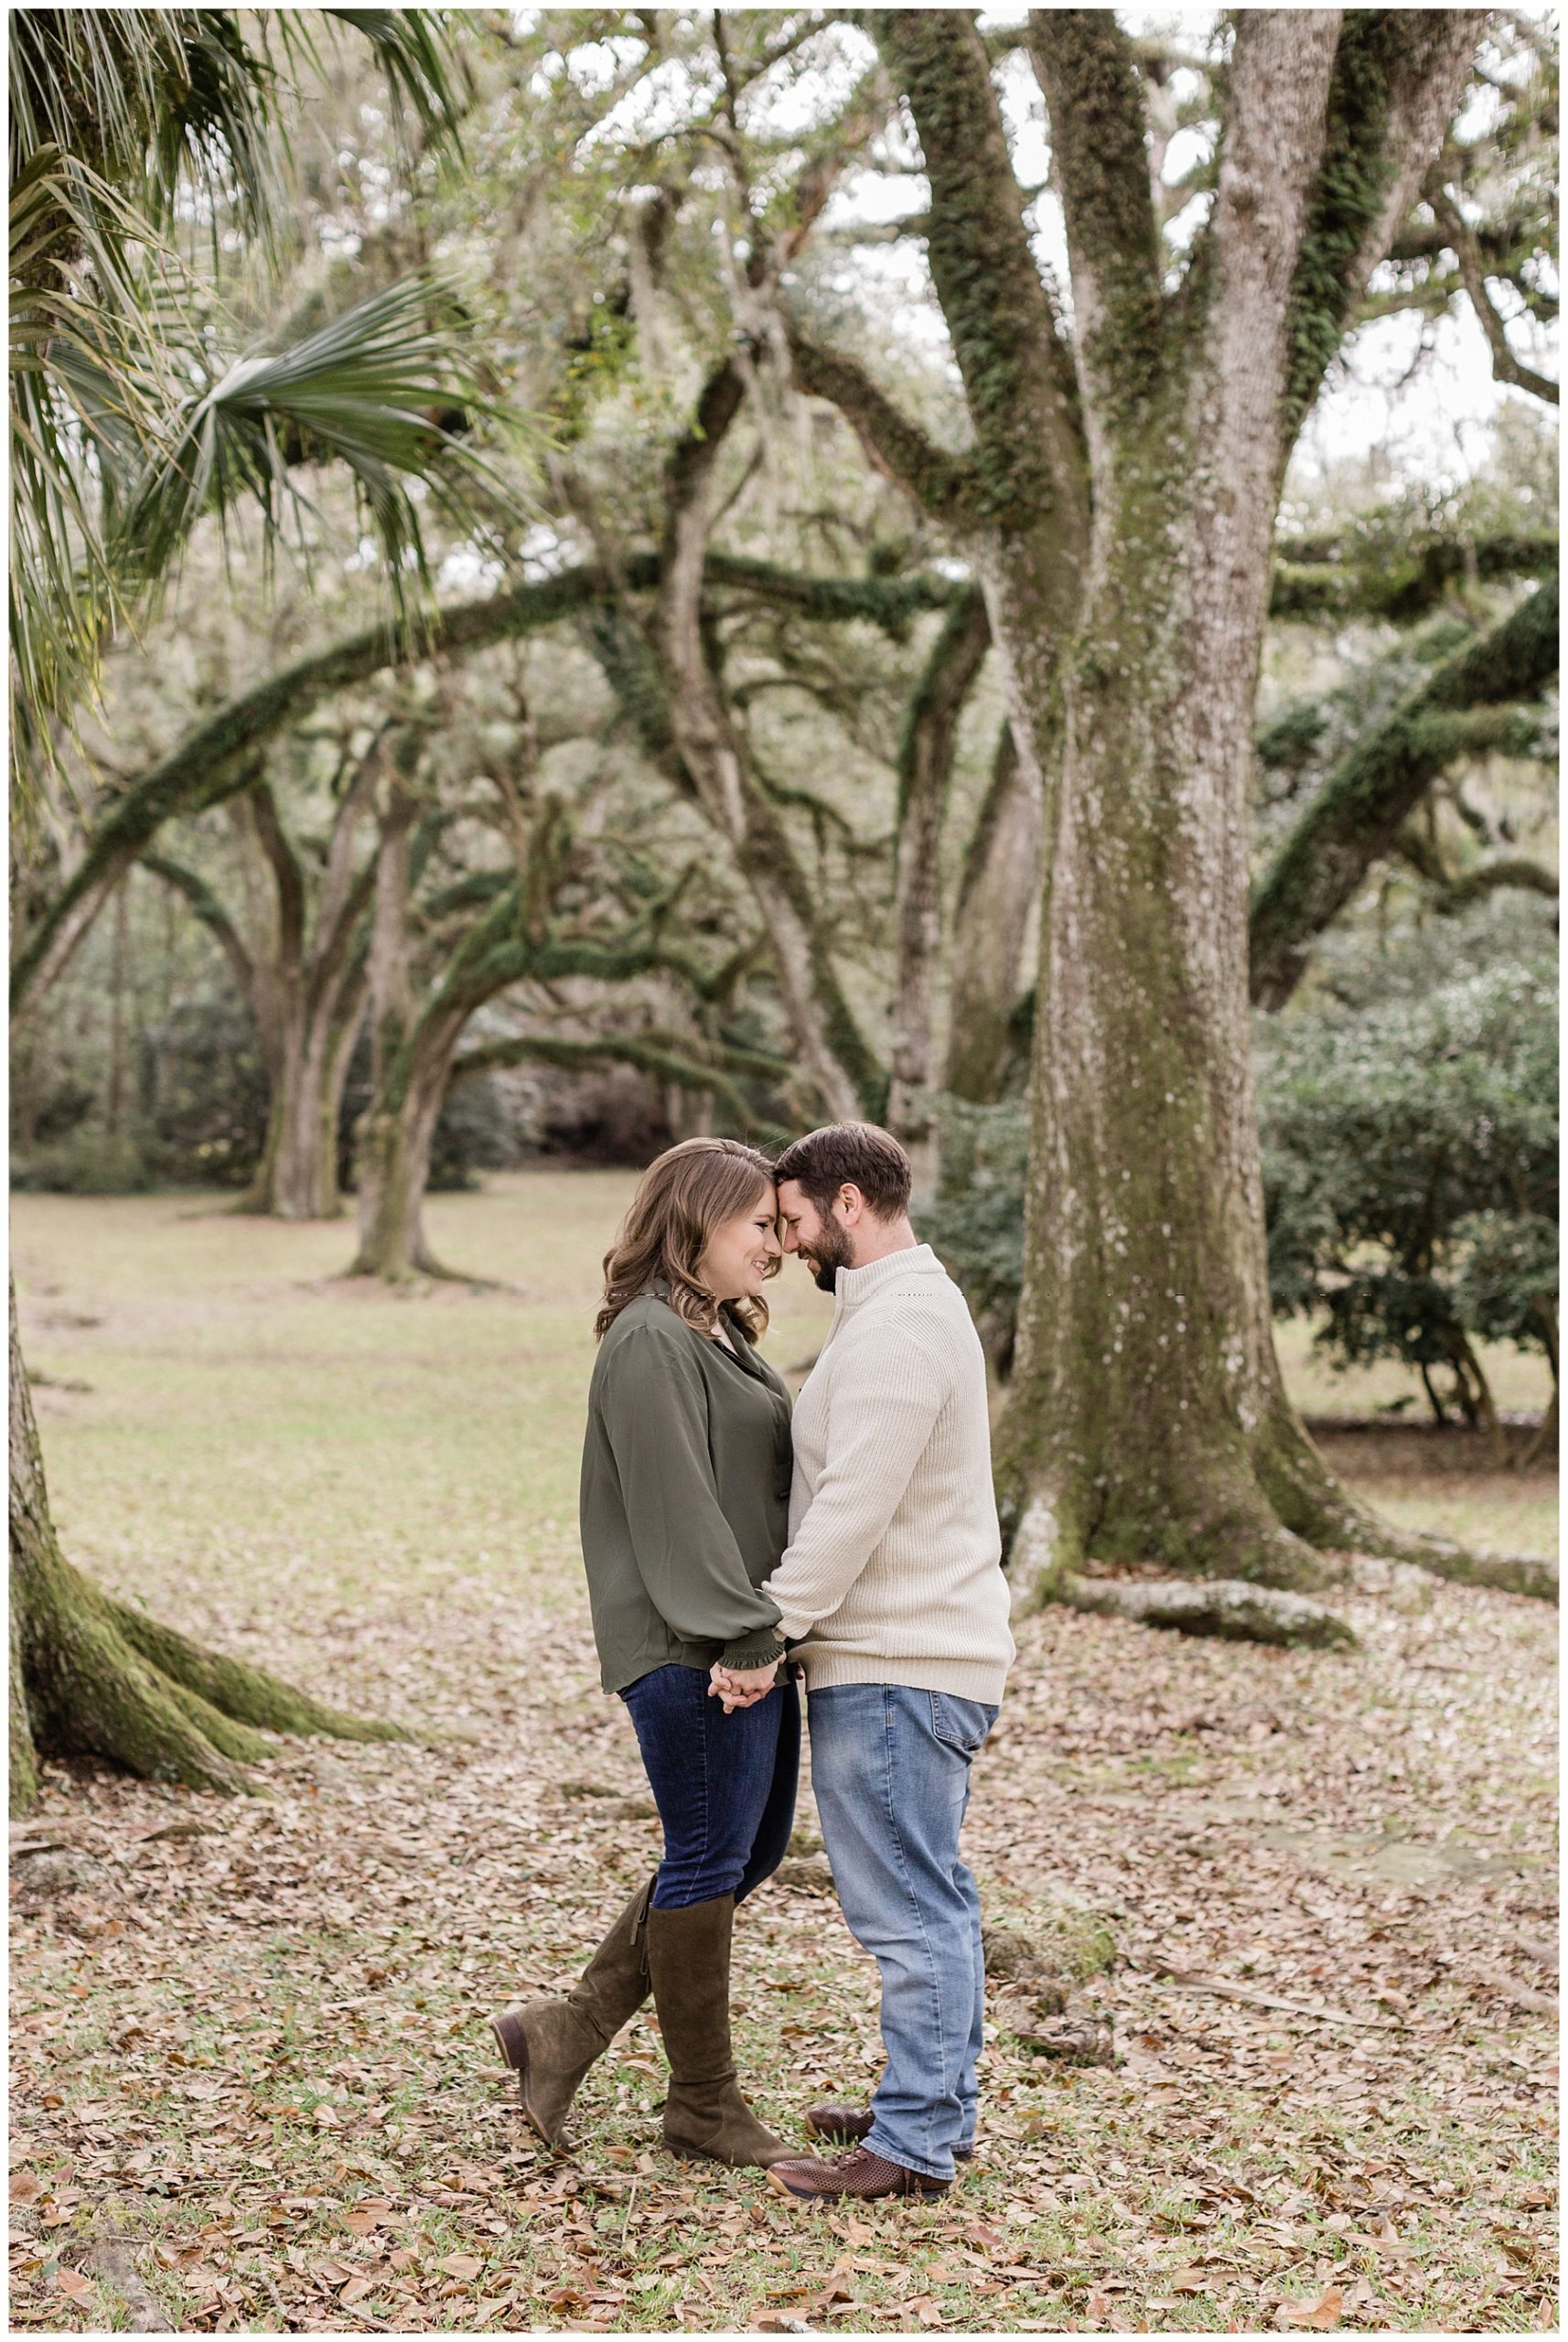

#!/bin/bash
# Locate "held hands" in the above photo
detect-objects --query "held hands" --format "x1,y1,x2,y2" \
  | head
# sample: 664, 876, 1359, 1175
708, 1660, 778, 1714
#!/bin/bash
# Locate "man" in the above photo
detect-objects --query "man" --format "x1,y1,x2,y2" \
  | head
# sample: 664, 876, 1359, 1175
713, 1122, 1015, 2201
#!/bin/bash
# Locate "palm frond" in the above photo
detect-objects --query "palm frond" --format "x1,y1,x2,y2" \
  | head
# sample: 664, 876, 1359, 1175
319, 11, 474, 152
8, 6, 489, 808
118, 273, 537, 607
9, 9, 280, 239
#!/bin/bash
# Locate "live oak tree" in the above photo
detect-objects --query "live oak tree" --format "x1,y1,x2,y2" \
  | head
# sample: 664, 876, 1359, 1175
143, 741, 387, 1221
809, 9, 1547, 1604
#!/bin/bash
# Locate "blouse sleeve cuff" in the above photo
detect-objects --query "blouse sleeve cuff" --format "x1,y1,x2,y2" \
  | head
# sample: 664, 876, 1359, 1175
719, 1630, 787, 1671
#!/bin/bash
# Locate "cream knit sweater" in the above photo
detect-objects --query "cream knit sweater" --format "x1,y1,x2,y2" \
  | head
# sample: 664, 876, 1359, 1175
765, 1243, 1015, 1703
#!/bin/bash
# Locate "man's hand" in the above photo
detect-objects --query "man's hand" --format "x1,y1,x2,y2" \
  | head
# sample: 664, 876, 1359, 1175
708, 1660, 777, 1714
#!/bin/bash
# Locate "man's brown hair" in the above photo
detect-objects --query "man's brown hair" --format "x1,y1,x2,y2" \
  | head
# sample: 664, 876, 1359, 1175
772, 1122, 912, 1221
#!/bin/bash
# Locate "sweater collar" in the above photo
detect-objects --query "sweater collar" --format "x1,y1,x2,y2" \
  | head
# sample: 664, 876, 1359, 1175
833, 1241, 942, 1308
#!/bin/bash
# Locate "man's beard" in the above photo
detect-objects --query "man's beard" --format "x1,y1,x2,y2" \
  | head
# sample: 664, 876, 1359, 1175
802, 1220, 855, 1292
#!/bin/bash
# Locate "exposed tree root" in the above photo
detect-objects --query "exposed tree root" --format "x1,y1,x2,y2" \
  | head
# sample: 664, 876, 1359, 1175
1058, 1572, 1359, 1650
11, 1279, 405, 1816
1258, 1401, 1557, 1601
1388, 1543, 1556, 1603
16, 1548, 406, 1810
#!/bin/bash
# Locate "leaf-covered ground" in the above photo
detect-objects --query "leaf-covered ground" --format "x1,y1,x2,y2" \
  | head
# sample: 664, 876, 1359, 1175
10, 1180, 1558, 2334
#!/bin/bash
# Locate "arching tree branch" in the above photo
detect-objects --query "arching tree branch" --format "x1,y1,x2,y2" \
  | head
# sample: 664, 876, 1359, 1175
11, 553, 963, 1019
1433, 186, 1560, 403
784, 326, 983, 526
1251, 578, 1560, 1005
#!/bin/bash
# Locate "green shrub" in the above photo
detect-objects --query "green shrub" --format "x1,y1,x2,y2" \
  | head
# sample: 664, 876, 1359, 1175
10, 1129, 152, 1195
1259, 955, 1558, 1422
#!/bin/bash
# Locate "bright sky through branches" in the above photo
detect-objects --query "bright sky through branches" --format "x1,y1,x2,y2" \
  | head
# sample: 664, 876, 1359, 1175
516, 5, 1554, 495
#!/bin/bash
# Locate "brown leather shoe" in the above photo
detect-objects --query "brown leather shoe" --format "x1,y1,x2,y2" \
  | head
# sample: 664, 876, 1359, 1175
805, 2101, 974, 2160
491, 1875, 653, 2144
768, 2146, 951, 2201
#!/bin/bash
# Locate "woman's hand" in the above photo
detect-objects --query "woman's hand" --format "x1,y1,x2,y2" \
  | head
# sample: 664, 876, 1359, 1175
708, 1660, 777, 1714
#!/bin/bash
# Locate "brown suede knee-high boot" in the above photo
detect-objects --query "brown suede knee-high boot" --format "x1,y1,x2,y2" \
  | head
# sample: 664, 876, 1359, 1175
492, 1875, 654, 2144
645, 1896, 786, 2167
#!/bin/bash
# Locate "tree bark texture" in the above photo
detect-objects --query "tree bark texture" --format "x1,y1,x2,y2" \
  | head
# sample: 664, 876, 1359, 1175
9, 1282, 401, 1813
881, 8, 1490, 1598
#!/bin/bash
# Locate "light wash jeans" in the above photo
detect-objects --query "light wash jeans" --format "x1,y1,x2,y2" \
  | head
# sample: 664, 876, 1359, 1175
807, 1682, 998, 2181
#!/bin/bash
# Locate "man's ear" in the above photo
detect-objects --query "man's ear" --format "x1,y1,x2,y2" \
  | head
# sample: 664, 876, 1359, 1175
836, 1182, 863, 1226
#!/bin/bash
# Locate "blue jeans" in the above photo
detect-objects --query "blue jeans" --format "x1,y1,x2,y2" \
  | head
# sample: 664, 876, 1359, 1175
621, 1664, 800, 1909
808, 1684, 998, 2181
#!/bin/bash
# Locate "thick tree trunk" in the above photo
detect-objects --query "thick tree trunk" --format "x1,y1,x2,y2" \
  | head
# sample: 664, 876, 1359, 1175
996, 499, 1355, 1589
999, 19, 1357, 1594
9, 1283, 400, 1814
242, 979, 366, 1219
996, 13, 1498, 1600
348, 1058, 450, 1282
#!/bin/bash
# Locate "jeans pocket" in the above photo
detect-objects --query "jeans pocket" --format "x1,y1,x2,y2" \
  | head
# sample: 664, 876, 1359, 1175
930, 1692, 999, 1754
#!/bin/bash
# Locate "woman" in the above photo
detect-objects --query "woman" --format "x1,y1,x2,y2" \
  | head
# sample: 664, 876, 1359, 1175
492, 1139, 797, 2167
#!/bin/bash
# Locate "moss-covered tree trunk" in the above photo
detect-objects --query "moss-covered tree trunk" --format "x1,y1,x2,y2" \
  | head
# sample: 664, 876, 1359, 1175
1000, 497, 1359, 1588
9, 1282, 400, 1814
862, 8, 1504, 1604
990, 9, 1492, 1596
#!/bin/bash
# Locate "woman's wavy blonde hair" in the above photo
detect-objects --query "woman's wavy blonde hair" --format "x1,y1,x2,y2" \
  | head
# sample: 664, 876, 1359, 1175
596, 1137, 779, 1344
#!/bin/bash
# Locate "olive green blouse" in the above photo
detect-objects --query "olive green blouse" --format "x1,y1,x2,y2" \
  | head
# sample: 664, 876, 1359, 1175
579, 1282, 792, 1695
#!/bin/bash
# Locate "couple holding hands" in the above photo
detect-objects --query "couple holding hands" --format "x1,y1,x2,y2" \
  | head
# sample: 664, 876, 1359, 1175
492, 1122, 1014, 2203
